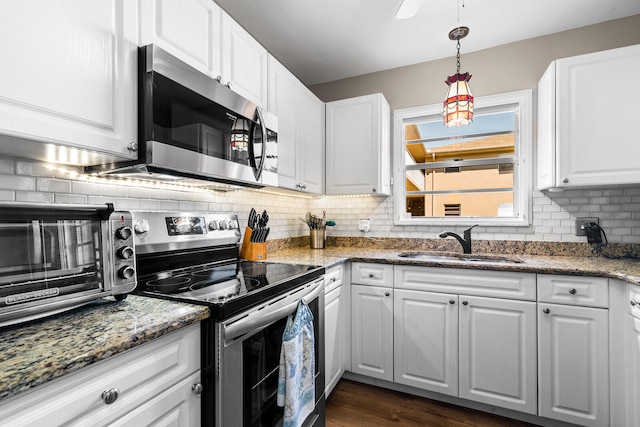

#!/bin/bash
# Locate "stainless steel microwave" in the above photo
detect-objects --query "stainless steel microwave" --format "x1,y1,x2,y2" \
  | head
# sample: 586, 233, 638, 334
0, 202, 136, 327
86, 44, 277, 189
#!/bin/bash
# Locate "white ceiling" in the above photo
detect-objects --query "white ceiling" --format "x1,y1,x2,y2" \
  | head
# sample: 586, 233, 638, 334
214, 0, 640, 85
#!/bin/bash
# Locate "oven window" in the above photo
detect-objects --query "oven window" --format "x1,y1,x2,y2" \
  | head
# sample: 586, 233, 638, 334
0, 219, 104, 306
242, 297, 320, 427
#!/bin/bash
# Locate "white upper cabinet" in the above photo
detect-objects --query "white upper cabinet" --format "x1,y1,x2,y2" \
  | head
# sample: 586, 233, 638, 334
326, 93, 391, 195
140, 0, 267, 108
140, 0, 222, 79
0, 0, 138, 164
268, 55, 324, 193
222, 14, 268, 108
537, 44, 640, 190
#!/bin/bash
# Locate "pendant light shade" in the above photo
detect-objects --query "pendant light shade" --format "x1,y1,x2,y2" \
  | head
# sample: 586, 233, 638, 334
444, 72, 474, 127
443, 24, 474, 127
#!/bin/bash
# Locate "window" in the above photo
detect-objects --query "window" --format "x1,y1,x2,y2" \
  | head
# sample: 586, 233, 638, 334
393, 90, 532, 226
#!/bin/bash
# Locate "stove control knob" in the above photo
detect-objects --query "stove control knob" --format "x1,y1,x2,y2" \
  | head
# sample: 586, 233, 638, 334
118, 266, 135, 280
134, 219, 150, 234
228, 219, 238, 230
218, 220, 229, 230
115, 226, 132, 240
208, 220, 219, 231
116, 246, 134, 260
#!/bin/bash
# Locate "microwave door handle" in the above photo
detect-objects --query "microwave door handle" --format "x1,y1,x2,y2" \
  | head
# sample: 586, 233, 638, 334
224, 279, 323, 342
252, 106, 267, 181
32, 220, 43, 267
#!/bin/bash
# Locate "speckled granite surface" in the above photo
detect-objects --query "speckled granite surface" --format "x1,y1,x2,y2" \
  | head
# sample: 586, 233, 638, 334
0, 295, 209, 402
267, 247, 640, 285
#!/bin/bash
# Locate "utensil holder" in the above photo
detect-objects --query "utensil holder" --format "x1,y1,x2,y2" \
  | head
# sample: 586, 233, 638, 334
240, 227, 267, 260
310, 228, 325, 249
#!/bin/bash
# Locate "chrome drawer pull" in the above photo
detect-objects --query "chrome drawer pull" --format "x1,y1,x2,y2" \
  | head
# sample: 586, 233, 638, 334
569, 288, 577, 295
101, 388, 119, 405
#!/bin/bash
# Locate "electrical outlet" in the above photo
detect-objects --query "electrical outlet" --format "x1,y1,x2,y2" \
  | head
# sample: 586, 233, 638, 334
359, 218, 370, 233
575, 217, 599, 236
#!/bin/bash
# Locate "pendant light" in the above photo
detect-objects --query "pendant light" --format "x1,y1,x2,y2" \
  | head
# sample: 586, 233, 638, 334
443, 2, 473, 127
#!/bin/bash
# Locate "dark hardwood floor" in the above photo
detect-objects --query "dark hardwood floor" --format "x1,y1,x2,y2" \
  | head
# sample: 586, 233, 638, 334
325, 380, 538, 427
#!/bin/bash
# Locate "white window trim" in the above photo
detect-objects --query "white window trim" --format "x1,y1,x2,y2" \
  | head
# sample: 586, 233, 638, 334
393, 89, 532, 227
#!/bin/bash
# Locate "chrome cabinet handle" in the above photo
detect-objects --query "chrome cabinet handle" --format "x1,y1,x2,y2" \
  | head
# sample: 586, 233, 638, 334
384, 292, 390, 297
462, 301, 468, 306
569, 288, 577, 295
368, 273, 374, 278
192, 383, 203, 395
449, 299, 455, 305
562, 178, 569, 183
543, 308, 551, 314
329, 277, 337, 283
127, 142, 138, 152
372, 187, 377, 193
102, 388, 119, 405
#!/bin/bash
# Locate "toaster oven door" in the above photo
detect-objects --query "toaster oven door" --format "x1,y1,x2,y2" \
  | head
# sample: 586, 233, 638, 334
0, 214, 106, 317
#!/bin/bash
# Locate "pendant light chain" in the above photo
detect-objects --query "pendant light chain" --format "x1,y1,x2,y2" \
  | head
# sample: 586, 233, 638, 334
456, 40, 461, 73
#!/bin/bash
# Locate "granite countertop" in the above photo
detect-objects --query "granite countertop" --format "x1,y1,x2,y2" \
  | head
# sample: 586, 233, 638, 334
0, 295, 209, 402
267, 247, 640, 285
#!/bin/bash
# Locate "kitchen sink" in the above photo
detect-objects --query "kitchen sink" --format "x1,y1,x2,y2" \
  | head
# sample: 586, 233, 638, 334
396, 252, 523, 264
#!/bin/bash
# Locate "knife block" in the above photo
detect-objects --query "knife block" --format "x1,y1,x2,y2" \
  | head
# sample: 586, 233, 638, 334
240, 227, 267, 261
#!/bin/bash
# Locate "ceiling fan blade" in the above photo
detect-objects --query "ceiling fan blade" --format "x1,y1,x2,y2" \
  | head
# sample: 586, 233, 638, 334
395, 0, 424, 19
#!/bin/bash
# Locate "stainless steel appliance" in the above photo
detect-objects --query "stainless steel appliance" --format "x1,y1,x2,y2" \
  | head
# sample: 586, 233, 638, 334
86, 45, 278, 189
131, 210, 325, 427
0, 202, 136, 327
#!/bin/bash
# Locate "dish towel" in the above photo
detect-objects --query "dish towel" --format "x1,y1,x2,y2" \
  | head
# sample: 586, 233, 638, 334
277, 300, 315, 427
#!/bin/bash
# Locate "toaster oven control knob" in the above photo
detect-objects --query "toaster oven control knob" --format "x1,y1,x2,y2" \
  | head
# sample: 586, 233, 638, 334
117, 246, 134, 260
118, 266, 135, 280
115, 226, 132, 240
134, 219, 150, 234
218, 220, 229, 230
208, 220, 219, 231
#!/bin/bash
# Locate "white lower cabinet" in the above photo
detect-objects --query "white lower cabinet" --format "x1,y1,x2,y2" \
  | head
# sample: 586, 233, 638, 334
324, 264, 348, 396
350, 283, 393, 381
394, 289, 459, 396
458, 295, 537, 414
537, 274, 609, 426
624, 308, 640, 426
393, 287, 537, 414
0, 324, 201, 426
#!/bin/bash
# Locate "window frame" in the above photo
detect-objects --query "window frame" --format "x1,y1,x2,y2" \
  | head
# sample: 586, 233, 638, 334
392, 89, 532, 227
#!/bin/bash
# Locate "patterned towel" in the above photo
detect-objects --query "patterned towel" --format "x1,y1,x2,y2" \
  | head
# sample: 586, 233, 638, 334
277, 300, 315, 427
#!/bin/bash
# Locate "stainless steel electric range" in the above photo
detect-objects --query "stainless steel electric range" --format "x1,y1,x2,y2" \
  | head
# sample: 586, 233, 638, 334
131, 210, 325, 427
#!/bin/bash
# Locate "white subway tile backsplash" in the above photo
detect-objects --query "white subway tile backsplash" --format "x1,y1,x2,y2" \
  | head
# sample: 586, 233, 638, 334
1, 158, 639, 243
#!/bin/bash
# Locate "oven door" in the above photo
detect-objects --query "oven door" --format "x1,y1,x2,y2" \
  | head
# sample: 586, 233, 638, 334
215, 278, 325, 427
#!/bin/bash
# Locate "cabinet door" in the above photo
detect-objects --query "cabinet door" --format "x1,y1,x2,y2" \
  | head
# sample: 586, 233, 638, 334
108, 371, 201, 426
394, 289, 458, 396
536, 62, 556, 190
325, 286, 343, 396
139, 0, 221, 79
624, 313, 640, 426
222, 14, 268, 108
0, 0, 137, 162
351, 284, 393, 381
555, 44, 640, 188
298, 87, 325, 194
459, 296, 537, 415
268, 56, 300, 190
538, 303, 609, 426
326, 93, 390, 195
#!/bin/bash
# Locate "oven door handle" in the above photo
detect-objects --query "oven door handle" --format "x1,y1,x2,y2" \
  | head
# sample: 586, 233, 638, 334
224, 278, 323, 342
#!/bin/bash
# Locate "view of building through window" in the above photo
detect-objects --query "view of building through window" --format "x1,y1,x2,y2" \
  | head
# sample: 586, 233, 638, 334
403, 111, 516, 218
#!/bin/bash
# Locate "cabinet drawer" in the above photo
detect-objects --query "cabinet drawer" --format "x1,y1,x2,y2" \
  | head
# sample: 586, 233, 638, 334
351, 262, 393, 287
325, 265, 344, 293
626, 283, 640, 318
0, 324, 200, 426
394, 266, 536, 300
538, 274, 608, 308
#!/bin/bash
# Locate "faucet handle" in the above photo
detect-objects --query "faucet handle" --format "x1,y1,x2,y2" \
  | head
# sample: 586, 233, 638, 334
464, 224, 480, 233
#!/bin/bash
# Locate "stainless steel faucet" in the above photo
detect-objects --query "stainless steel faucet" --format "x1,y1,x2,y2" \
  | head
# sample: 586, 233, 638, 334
439, 225, 479, 254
